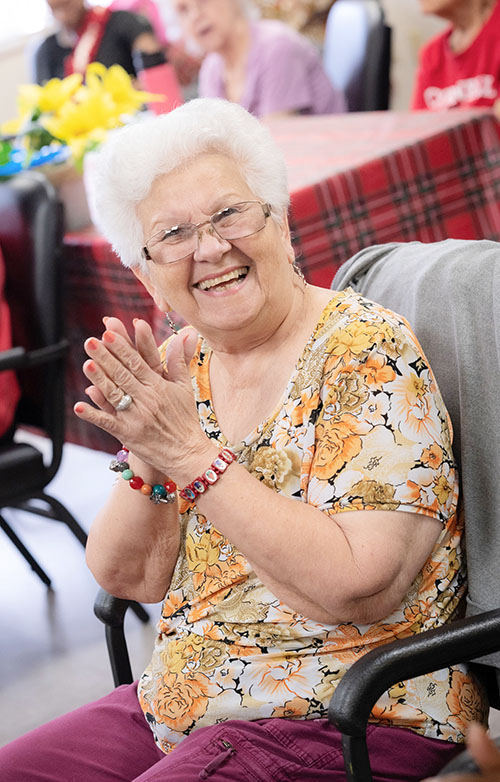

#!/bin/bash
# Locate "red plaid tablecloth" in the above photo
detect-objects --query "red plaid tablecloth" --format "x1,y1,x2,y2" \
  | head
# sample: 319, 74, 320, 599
63, 109, 500, 451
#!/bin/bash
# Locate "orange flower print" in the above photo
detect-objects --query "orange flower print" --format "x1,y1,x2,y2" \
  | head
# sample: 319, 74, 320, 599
271, 696, 310, 718
238, 656, 320, 701
433, 474, 453, 505
291, 388, 320, 427
314, 414, 371, 480
421, 443, 444, 469
389, 372, 438, 441
328, 322, 379, 359
154, 670, 219, 731
446, 670, 486, 725
358, 354, 396, 388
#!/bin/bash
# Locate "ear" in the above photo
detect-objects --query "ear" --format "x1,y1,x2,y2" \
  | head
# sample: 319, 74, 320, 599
277, 210, 295, 265
131, 265, 170, 312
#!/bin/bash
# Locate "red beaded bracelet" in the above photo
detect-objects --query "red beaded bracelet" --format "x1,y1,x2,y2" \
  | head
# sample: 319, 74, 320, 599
109, 447, 177, 504
178, 448, 236, 502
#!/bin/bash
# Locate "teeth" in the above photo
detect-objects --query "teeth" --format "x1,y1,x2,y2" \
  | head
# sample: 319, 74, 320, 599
197, 267, 248, 291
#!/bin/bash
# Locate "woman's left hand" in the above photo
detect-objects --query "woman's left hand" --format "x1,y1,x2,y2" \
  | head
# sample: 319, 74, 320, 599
74, 323, 210, 478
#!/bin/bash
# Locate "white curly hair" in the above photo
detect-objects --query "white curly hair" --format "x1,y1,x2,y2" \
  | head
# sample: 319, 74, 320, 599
88, 98, 290, 271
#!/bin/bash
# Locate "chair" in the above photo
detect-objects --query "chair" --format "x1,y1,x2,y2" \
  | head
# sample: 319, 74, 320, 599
322, 0, 391, 111
95, 238, 500, 776
328, 239, 500, 780
0, 171, 150, 625
0, 171, 90, 588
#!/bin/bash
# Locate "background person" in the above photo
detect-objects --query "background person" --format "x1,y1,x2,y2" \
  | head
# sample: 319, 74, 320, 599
171, 0, 346, 116
33, 0, 164, 84
0, 98, 486, 780
411, 0, 500, 111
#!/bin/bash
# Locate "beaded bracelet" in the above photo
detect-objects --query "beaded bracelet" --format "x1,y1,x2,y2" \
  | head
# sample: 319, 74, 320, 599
109, 447, 177, 504
178, 448, 236, 502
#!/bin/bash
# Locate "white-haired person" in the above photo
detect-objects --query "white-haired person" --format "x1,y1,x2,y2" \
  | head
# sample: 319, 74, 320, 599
0, 98, 487, 781
171, 0, 346, 116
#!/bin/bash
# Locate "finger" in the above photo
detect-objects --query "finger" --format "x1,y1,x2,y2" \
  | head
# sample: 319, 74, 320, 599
103, 316, 134, 346
179, 326, 199, 365
85, 384, 115, 414
86, 332, 157, 394
82, 358, 131, 412
73, 400, 122, 440
467, 723, 500, 772
163, 332, 192, 388
133, 319, 164, 374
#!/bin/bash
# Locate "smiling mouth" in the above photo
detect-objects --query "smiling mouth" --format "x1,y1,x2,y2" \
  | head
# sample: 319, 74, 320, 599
195, 266, 249, 291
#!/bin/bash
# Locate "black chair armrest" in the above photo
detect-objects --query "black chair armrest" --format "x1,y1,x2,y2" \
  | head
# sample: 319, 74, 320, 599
0, 340, 69, 371
328, 609, 500, 782
94, 588, 151, 688
94, 588, 134, 687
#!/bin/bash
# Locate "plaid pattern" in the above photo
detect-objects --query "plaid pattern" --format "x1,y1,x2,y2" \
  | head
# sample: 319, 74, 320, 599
277, 109, 500, 287
63, 109, 500, 451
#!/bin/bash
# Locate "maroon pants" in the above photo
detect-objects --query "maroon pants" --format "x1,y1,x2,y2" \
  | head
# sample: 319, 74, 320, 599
0, 682, 461, 781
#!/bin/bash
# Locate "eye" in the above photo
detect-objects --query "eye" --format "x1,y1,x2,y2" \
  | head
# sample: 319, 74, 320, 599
213, 204, 243, 226
158, 224, 193, 244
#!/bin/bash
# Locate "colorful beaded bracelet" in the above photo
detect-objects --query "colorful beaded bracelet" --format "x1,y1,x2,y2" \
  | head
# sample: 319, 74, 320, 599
178, 448, 236, 502
109, 447, 177, 504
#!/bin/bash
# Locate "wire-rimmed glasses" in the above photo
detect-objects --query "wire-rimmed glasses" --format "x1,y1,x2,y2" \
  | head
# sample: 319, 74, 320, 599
142, 200, 271, 265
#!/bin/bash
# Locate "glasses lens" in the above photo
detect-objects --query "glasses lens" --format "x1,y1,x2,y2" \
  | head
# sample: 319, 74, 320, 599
145, 202, 268, 264
212, 202, 266, 240
146, 224, 196, 264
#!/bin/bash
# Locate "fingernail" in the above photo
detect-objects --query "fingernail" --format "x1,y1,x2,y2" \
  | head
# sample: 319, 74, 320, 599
84, 386, 92, 395
133, 318, 139, 325
87, 338, 98, 351
103, 331, 115, 343
103, 316, 109, 323
74, 403, 84, 414
86, 361, 96, 373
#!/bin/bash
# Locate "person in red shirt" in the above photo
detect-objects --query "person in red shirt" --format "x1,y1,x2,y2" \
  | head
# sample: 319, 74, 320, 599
411, 0, 500, 112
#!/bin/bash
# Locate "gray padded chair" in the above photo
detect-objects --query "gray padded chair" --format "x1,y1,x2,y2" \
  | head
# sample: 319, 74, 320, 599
328, 239, 500, 781
323, 0, 391, 111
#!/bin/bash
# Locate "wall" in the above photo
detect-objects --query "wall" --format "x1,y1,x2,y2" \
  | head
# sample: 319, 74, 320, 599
379, 0, 447, 110
0, 0, 449, 125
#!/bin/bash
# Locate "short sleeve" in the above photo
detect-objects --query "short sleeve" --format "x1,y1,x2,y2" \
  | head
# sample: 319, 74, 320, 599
306, 305, 457, 523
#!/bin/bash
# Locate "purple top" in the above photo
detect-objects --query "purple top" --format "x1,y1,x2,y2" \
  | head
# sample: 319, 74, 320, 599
198, 19, 346, 117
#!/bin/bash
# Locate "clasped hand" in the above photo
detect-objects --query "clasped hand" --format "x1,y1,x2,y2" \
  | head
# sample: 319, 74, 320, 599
74, 317, 204, 479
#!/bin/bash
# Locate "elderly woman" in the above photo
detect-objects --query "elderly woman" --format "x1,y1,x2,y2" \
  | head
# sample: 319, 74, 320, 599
0, 99, 487, 781
171, 0, 345, 116
411, 0, 500, 111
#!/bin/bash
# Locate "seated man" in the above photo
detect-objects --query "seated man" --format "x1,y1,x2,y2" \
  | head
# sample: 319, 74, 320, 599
33, 0, 163, 83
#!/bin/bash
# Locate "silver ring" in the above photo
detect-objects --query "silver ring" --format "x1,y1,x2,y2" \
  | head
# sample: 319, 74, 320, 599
115, 393, 133, 412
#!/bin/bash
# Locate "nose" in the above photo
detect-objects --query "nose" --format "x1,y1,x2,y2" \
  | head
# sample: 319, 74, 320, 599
193, 222, 232, 262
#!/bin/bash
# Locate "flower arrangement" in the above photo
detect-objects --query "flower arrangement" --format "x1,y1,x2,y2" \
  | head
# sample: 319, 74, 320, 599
0, 62, 162, 175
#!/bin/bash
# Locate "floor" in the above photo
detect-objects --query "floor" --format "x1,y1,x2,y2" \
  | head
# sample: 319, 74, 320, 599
0, 436, 158, 747
2, 436, 499, 751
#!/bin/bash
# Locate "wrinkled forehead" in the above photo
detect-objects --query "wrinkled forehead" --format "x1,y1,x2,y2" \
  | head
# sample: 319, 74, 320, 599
138, 152, 257, 228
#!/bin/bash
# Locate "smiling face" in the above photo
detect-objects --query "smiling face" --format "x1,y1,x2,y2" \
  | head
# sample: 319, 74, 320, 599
135, 153, 296, 347
171, 0, 243, 53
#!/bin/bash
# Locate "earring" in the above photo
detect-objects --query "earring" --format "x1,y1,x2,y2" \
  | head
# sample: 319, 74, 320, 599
165, 312, 180, 332
293, 261, 307, 285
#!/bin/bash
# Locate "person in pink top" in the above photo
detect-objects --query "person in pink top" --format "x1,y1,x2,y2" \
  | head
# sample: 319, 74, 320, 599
411, 0, 500, 111
171, 0, 346, 117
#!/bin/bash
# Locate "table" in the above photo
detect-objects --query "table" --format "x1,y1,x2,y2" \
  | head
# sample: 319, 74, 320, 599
63, 109, 500, 452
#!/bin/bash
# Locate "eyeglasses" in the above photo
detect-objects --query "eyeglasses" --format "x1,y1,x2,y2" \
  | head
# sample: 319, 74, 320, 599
142, 200, 272, 265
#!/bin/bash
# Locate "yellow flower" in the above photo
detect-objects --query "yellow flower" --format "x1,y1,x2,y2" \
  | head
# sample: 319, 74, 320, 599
1, 64, 165, 170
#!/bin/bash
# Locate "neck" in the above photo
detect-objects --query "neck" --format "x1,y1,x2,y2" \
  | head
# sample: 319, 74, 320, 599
219, 16, 251, 69
447, 0, 495, 52
206, 276, 309, 362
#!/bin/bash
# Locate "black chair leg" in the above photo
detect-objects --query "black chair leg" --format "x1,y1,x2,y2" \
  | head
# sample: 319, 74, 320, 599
0, 513, 52, 588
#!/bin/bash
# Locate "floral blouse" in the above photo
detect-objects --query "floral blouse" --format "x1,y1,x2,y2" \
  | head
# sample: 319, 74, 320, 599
138, 290, 487, 754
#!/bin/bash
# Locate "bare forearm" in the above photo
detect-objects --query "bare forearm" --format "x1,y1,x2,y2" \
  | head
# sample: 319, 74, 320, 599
86, 457, 180, 603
